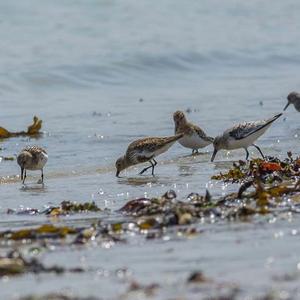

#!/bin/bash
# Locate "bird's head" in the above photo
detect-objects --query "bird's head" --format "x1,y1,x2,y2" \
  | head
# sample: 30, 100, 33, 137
284, 91, 299, 110
115, 156, 128, 177
211, 135, 225, 162
17, 151, 31, 180
173, 110, 186, 125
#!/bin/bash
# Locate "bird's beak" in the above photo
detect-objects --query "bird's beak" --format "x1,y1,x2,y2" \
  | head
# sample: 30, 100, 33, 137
20, 167, 24, 180
116, 170, 120, 177
211, 148, 218, 162
283, 102, 290, 111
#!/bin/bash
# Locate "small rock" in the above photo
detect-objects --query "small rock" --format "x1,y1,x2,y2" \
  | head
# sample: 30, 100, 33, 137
162, 190, 177, 200
187, 271, 208, 283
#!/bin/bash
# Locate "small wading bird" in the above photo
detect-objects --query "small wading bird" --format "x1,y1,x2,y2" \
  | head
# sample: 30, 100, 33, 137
17, 146, 48, 184
173, 110, 214, 154
211, 113, 282, 162
284, 92, 300, 111
115, 134, 183, 177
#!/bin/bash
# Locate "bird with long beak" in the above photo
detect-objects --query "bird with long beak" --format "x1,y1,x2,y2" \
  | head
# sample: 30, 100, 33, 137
17, 146, 48, 184
115, 134, 183, 177
211, 113, 282, 162
284, 92, 300, 111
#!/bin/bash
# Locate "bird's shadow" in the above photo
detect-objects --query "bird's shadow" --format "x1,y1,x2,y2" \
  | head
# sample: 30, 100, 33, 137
181, 151, 211, 159
20, 182, 47, 192
212, 160, 238, 169
117, 176, 159, 186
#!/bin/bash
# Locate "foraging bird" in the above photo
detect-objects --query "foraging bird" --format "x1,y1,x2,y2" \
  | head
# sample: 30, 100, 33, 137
284, 92, 300, 111
17, 146, 48, 184
115, 134, 183, 177
173, 110, 214, 154
211, 113, 282, 162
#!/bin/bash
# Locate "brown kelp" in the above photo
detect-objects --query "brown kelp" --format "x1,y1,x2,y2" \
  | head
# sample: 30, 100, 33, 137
19, 295, 99, 300
0, 116, 43, 139
0, 249, 83, 277
7, 200, 101, 216
211, 152, 300, 184
3, 154, 300, 252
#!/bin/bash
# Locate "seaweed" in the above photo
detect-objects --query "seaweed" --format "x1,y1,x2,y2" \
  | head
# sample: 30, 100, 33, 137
19, 296, 99, 300
4, 181, 300, 247
0, 156, 15, 161
0, 224, 77, 241
4, 156, 300, 250
0, 116, 43, 139
127, 281, 160, 297
45, 201, 101, 216
7, 200, 101, 216
211, 153, 300, 184
0, 250, 84, 277
0, 222, 126, 248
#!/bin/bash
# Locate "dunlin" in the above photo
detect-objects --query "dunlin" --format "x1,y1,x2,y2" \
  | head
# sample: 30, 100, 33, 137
115, 134, 183, 177
284, 92, 300, 111
211, 113, 282, 162
173, 111, 214, 154
17, 146, 48, 184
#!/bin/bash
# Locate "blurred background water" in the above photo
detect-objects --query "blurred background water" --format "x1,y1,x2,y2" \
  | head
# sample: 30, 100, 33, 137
1, 0, 300, 299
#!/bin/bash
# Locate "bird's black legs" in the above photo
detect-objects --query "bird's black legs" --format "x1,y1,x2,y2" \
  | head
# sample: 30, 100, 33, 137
151, 159, 157, 176
252, 144, 265, 159
245, 148, 249, 161
23, 170, 27, 184
41, 169, 44, 183
139, 159, 157, 176
192, 149, 199, 155
139, 161, 154, 175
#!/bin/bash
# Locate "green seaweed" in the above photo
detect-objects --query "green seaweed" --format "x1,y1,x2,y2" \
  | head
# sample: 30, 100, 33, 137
7, 200, 101, 216
45, 201, 101, 216
0, 224, 77, 240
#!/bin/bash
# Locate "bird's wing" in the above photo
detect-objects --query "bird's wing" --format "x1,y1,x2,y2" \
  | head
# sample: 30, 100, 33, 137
229, 114, 282, 140
126, 136, 181, 162
23, 145, 47, 154
228, 122, 262, 140
192, 125, 214, 143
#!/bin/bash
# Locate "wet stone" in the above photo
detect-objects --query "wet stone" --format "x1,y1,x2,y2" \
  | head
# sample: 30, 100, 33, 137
162, 189, 177, 200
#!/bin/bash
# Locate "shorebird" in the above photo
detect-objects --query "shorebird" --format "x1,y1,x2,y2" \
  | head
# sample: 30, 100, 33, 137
17, 146, 48, 184
211, 113, 282, 162
173, 111, 214, 154
115, 134, 183, 177
284, 92, 300, 111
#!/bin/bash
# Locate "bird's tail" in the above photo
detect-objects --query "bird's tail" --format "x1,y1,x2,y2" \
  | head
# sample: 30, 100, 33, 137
242, 113, 283, 139
165, 133, 184, 144
267, 113, 283, 124
205, 136, 214, 143
174, 133, 184, 140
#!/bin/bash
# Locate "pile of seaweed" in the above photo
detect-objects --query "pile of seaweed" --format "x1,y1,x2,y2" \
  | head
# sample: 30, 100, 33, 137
0, 249, 84, 277
2, 154, 300, 299
212, 152, 299, 184
2, 154, 300, 252
0, 116, 42, 139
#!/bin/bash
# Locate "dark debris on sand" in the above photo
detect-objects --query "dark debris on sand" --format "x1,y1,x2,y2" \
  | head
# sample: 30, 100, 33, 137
0, 249, 84, 277
5, 153, 300, 249
2, 153, 300, 300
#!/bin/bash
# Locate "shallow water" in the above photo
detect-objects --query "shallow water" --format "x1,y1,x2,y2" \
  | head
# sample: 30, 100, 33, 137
1, 0, 300, 299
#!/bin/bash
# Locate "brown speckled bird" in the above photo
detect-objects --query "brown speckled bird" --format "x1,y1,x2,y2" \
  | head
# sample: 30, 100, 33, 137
115, 134, 183, 177
173, 110, 214, 154
17, 146, 48, 184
